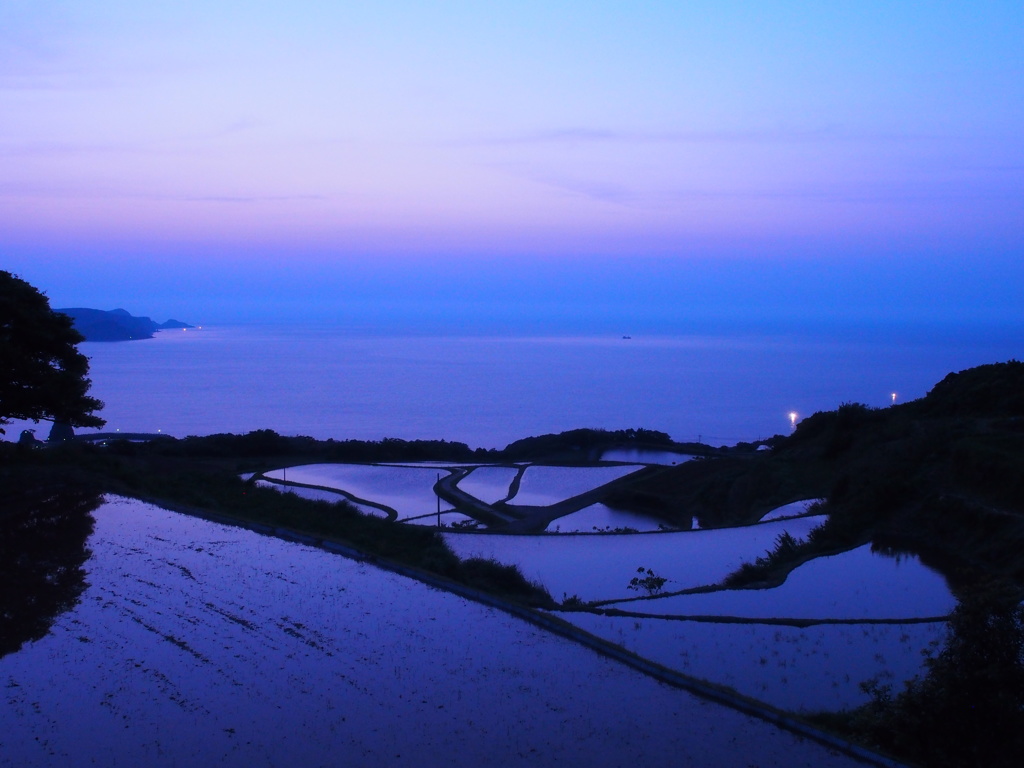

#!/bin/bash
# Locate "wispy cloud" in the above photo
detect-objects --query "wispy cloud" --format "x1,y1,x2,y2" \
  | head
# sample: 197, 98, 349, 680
530, 176, 638, 206
179, 194, 330, 204
0, 119, 268, 158
0, 140, 144, 158
450, 125, 953, 148
526, 172, 1024, 209
0, 69, 127, 92
0, 183, 330, 204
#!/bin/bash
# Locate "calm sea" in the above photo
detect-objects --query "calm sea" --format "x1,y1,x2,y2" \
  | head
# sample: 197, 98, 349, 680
29, 323, 1016, 449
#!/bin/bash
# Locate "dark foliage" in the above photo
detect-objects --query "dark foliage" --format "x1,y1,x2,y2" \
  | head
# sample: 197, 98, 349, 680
457, 558, 550, 602
612, 360, 1024, 596
501, 427, 673, 461
0, 271, 105, 430
723, 531, 807, 587
154, 430, 487, 463
87, 426, 698, 466
822, 589, 1024, 768
917, 360, 1024, 418
628, 566, 668, 595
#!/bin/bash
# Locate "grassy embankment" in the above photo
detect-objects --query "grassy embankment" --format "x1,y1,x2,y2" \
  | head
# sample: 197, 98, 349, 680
1, 440, 552, 607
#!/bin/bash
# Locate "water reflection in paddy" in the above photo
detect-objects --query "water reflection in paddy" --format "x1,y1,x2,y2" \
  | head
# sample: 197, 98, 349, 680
760, 499, 822, 521
455, 466, 519, 503
0, 498, 863, 768
444, 516, 827, 602
546, 503, 670, 533
604, 545, 955, 620
600, 448, 694, 465
445, 512, 953, 711
376, 461, 499, 467
252, 461, 953, 717
507, 465, 643, 506
255, 478, 390, 518
264, 464, 452, 518
564, 612, 946, 712
400, 511, 481, 527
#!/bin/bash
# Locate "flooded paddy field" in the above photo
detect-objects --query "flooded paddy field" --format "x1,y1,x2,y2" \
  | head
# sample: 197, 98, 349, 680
606, 545, 954, 621
0, 497, 868, 768
506, 465, 643, 507
263, 464, 455, 518
760, 499, 823, 521
454, 465, 520, 504
254, 478, 389, 518
255, 460, 954, 715
256, 460, 951, 712
548, 503, 668, 533
445, 520, 949, 710
565, 613, 947, 712
444, 517, 829, 602
599, 448, 694, 465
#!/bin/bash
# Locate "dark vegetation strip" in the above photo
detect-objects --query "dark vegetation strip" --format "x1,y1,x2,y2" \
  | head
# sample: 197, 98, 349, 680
579, 607, 949, 629
257, 475, 399, 521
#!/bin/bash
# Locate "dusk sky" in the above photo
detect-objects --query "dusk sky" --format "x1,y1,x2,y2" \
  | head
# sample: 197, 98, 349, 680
3, 2, 1022, 330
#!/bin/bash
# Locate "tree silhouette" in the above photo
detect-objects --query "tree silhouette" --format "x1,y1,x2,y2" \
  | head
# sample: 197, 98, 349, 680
0, 271, 104, 433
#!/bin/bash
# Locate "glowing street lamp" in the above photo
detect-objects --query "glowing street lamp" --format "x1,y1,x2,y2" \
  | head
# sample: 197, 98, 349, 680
891, 392, 897, 404
788, 411, 798, 429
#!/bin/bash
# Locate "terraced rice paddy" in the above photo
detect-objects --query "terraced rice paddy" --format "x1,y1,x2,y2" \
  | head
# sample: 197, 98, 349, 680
444, 516, 829, 601
0, 497, 868, 767
253, 460, 953, 716
565, 613, 947, 712
603, 545, 954, 621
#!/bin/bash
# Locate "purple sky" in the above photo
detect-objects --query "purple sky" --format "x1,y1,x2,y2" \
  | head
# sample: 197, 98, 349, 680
2, 2, 1022, 330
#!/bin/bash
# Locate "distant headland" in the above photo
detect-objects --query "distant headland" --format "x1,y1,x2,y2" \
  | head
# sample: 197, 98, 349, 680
57, 308, 194, 342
